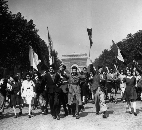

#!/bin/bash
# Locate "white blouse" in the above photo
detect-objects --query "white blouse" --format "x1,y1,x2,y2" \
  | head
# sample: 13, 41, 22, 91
21, 80, 35, 98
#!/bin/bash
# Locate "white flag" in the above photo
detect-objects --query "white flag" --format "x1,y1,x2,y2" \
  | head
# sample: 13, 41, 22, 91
29, 46, 41, 71
117, 47, 124, 62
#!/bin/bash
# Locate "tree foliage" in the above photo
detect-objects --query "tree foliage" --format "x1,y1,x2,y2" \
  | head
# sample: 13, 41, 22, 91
0, 0, 61, 74
93, 30, 142, 70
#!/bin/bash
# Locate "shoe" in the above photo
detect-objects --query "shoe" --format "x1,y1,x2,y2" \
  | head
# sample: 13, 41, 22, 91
103, 114, 107, 118
53, 116, 57, 119
42, 111, 45, 114
129, 111, 132, 114
72, 114, 76, 117
82, 102, 85, 105
76, 115, 80, 119
28, 115, 31, 118
81, 106, 85, 111
30, 111, 33, 115
64, 113, 68, 117
45, 109, 48, 114
57, 115, 60, 120
19, 111, 22, 115
14, 115, 17, 118
96, 112, 99, 115
134, 112, 137, 116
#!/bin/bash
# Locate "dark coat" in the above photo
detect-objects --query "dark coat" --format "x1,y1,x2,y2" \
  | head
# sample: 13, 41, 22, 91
43, 72, 61, 94
91, 74, 100, 91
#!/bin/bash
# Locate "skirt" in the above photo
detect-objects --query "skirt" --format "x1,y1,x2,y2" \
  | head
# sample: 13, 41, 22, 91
11, 94, 21, 107
106, 82, 114, 93
22, 90, 34, 105
123, 86, 137, 101
81, 82, 88, 96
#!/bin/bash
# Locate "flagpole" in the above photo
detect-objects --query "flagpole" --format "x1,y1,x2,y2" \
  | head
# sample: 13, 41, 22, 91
89, 46, 91, 58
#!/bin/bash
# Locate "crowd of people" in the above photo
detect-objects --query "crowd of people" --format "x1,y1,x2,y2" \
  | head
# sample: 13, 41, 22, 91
0, 61, 142, 120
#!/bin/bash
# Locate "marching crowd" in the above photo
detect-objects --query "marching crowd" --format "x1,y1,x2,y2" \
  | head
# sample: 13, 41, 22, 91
0, 61, 142, 120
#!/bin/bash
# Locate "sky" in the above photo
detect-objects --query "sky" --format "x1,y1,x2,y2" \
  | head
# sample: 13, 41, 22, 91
7, 0, 142, 61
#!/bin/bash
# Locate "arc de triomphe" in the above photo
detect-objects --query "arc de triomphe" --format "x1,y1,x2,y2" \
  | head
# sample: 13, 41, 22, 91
61, 53, 88, 73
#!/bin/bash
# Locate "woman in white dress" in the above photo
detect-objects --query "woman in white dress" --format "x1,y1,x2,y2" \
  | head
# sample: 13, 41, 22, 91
21, 73, 35, 118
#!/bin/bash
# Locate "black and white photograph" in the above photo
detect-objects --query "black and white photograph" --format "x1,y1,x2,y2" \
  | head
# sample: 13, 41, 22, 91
1, 0, 142, 130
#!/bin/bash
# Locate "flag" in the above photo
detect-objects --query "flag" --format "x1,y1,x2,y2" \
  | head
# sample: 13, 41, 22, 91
87, 28, 93, 48
106, 66, 109, 73
47, 27, 54, 65
29, 46, 41, 71
29, 46, 33, 67
112, 40, 125, 62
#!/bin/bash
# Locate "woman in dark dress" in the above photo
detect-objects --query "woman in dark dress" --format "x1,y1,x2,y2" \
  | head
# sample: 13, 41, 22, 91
10, 76, 22, 118
0, 78, 7, 117
123, 68, 137, 116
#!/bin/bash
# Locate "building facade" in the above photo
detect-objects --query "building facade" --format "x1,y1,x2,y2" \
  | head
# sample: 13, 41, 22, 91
61, 53, 88, 73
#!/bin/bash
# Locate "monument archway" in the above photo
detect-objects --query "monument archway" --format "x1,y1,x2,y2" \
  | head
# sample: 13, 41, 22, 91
61, 53, 88, 73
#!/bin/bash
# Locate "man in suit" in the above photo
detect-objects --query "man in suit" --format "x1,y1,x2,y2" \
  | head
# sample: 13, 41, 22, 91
43, 65, 61, 120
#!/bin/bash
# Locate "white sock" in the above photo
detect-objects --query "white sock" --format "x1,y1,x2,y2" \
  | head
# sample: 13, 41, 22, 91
141, 93, 142, 100
133, 102, 136, 113
29, 104, 31, 115
13, 107, 16, 115
83, 96, 85, 102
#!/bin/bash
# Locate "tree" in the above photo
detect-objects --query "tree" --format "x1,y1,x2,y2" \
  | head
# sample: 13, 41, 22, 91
0, 0, 50, 75
93, 30, 142, 70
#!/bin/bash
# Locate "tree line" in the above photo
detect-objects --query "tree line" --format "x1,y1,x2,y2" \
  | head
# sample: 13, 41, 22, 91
93, 31, 142, 70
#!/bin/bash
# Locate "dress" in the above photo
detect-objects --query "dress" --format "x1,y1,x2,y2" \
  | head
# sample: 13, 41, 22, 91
123, 76, 137, 101
21, 80, 35, 104
0, 79, 7, 112
11, 82, 21, 107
